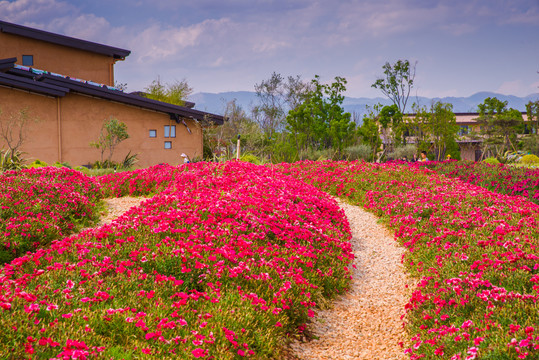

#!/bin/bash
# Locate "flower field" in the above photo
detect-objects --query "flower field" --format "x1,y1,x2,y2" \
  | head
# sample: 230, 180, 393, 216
0, 167, 102, 264
0, 162, 353, 359
424, 161, 539, 204
278, 160, 539, 359
2, 160, 539, 359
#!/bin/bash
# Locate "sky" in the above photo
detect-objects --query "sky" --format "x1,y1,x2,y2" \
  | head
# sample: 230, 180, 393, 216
1, 0, 539, 99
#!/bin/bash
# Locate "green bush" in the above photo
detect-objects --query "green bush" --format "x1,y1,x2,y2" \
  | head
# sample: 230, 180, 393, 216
28, 159, 48, 168
240, 153, 261, 164
483, 157, 500, 164
0, 149, 25, 171
344, 144, 373, 161
520, 154, 539, 164
387, 144, 417, 161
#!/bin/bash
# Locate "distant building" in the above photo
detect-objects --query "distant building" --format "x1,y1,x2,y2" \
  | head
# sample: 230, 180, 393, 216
0, 20, 224, 167
401, 112, 530, 161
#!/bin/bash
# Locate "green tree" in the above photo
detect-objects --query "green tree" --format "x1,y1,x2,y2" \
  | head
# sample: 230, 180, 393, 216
252, 72, 311, 138
204, 100, 263, 161
371, 59, 417, 114
523, 100, 539, 154
424, 102, 459, 161
142, 77, 193, 106
476, 97, 524, 159
286, 75, 355, 158
90, 117, 130, 163
358, 106, 382, 162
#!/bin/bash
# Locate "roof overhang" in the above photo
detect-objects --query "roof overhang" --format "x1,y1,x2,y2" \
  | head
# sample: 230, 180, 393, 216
0, 20, 131, 60
0, 58, 224, 125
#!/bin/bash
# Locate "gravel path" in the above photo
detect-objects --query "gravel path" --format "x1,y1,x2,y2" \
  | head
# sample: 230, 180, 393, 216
288, 199, 412, 359
99, 196, 412, 359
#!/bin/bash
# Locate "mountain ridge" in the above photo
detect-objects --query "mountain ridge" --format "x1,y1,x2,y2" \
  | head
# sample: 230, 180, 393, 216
189, 91, 539, 117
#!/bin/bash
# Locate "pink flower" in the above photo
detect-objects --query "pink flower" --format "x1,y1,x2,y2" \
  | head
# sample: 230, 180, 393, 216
192, 348, 207, 358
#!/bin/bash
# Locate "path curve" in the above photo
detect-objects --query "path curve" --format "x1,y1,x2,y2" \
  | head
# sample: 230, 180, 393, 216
288, 199, 412, 359
98, 197, 412, 359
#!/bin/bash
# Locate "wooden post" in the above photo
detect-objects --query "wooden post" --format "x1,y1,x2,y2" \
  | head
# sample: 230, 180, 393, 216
236, 134, 241, 160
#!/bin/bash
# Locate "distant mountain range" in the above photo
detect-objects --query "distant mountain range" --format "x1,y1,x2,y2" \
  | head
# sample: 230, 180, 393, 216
190, 91, 539, 118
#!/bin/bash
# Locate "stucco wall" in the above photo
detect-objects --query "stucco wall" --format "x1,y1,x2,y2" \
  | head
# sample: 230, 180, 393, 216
0, 86, 203, 168
0, 32, 117, 86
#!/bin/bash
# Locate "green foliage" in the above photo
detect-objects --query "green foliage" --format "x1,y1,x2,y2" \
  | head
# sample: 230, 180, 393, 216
90, 117, 130, 163
0, 149, 25, 171
344, 144, 372, 161
28, 159, 48, 168
358, 107, 382, 162
141, 77, 193, 106
483, 157, 500, 164
520, 154, 539, 164
252, 72, 312, 138
388, 144, 417, 161
371, 59, 416, 113
239, 153, 261, 164
522, 134, 539, 155
286, 75, 356, 158
476, 97, 524, 159
204, 100, 264, 161
411, 102, 459, 161
53, 161, 71, 169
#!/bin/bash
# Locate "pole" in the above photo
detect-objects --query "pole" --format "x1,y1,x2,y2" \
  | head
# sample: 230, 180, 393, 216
236, 134, 241, 160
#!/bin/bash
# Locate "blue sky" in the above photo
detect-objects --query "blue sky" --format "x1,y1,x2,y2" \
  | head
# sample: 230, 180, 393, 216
1, 0, 538, 98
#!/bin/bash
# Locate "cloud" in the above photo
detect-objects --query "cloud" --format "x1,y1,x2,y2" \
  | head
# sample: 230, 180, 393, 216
0, 0, 75, 23
495, 79, 538, 96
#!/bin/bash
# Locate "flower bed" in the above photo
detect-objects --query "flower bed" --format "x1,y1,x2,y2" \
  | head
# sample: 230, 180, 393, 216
423, 161, 539, 204
278, 160, 539, 359
0, 162, 353, 359
0, 167, 102, 264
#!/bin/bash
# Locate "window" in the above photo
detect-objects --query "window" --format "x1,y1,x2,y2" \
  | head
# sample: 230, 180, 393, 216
22, 55, 33, 66
164, 125, 176, 138
164, 141, 172, 149
149, 129, 157, 138
459, 125, 469, 136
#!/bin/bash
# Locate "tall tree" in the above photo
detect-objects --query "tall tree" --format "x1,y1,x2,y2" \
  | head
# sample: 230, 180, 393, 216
424, 101, 459, 161
371, 59, 416, 114
358, 106, 382, 162
252, 72, 311, 138
476, 97, 524, 159
286, 75, 355, 157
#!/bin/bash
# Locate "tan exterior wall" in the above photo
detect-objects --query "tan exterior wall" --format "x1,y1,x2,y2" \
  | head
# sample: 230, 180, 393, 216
0, 86, 203, 168
0, 32, 117, 86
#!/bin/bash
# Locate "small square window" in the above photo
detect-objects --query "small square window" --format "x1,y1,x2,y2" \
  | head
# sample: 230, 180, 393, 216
22, 55, 33, 66
164, 141, 172, 149
149, 129, 157, 138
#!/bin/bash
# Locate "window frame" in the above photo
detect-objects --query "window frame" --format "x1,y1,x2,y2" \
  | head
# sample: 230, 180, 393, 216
164, 141, 172, 149
149, 129, 157, 138
22, 55, 34, 66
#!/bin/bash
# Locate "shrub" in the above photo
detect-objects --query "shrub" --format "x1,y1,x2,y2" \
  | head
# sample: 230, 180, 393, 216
387, 144, 417, 161
344, 144, 373, 161
240, 153, 261, 164
520, 154, 539, 164
483, 157, 500, 164
27, 159, 48, 168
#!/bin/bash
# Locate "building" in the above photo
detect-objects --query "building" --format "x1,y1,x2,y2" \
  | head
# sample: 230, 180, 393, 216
0, 20, 224, 168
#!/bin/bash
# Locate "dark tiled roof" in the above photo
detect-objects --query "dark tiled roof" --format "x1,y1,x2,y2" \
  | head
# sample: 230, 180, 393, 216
0, 20, 131, 59
0, 58, 224, 125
